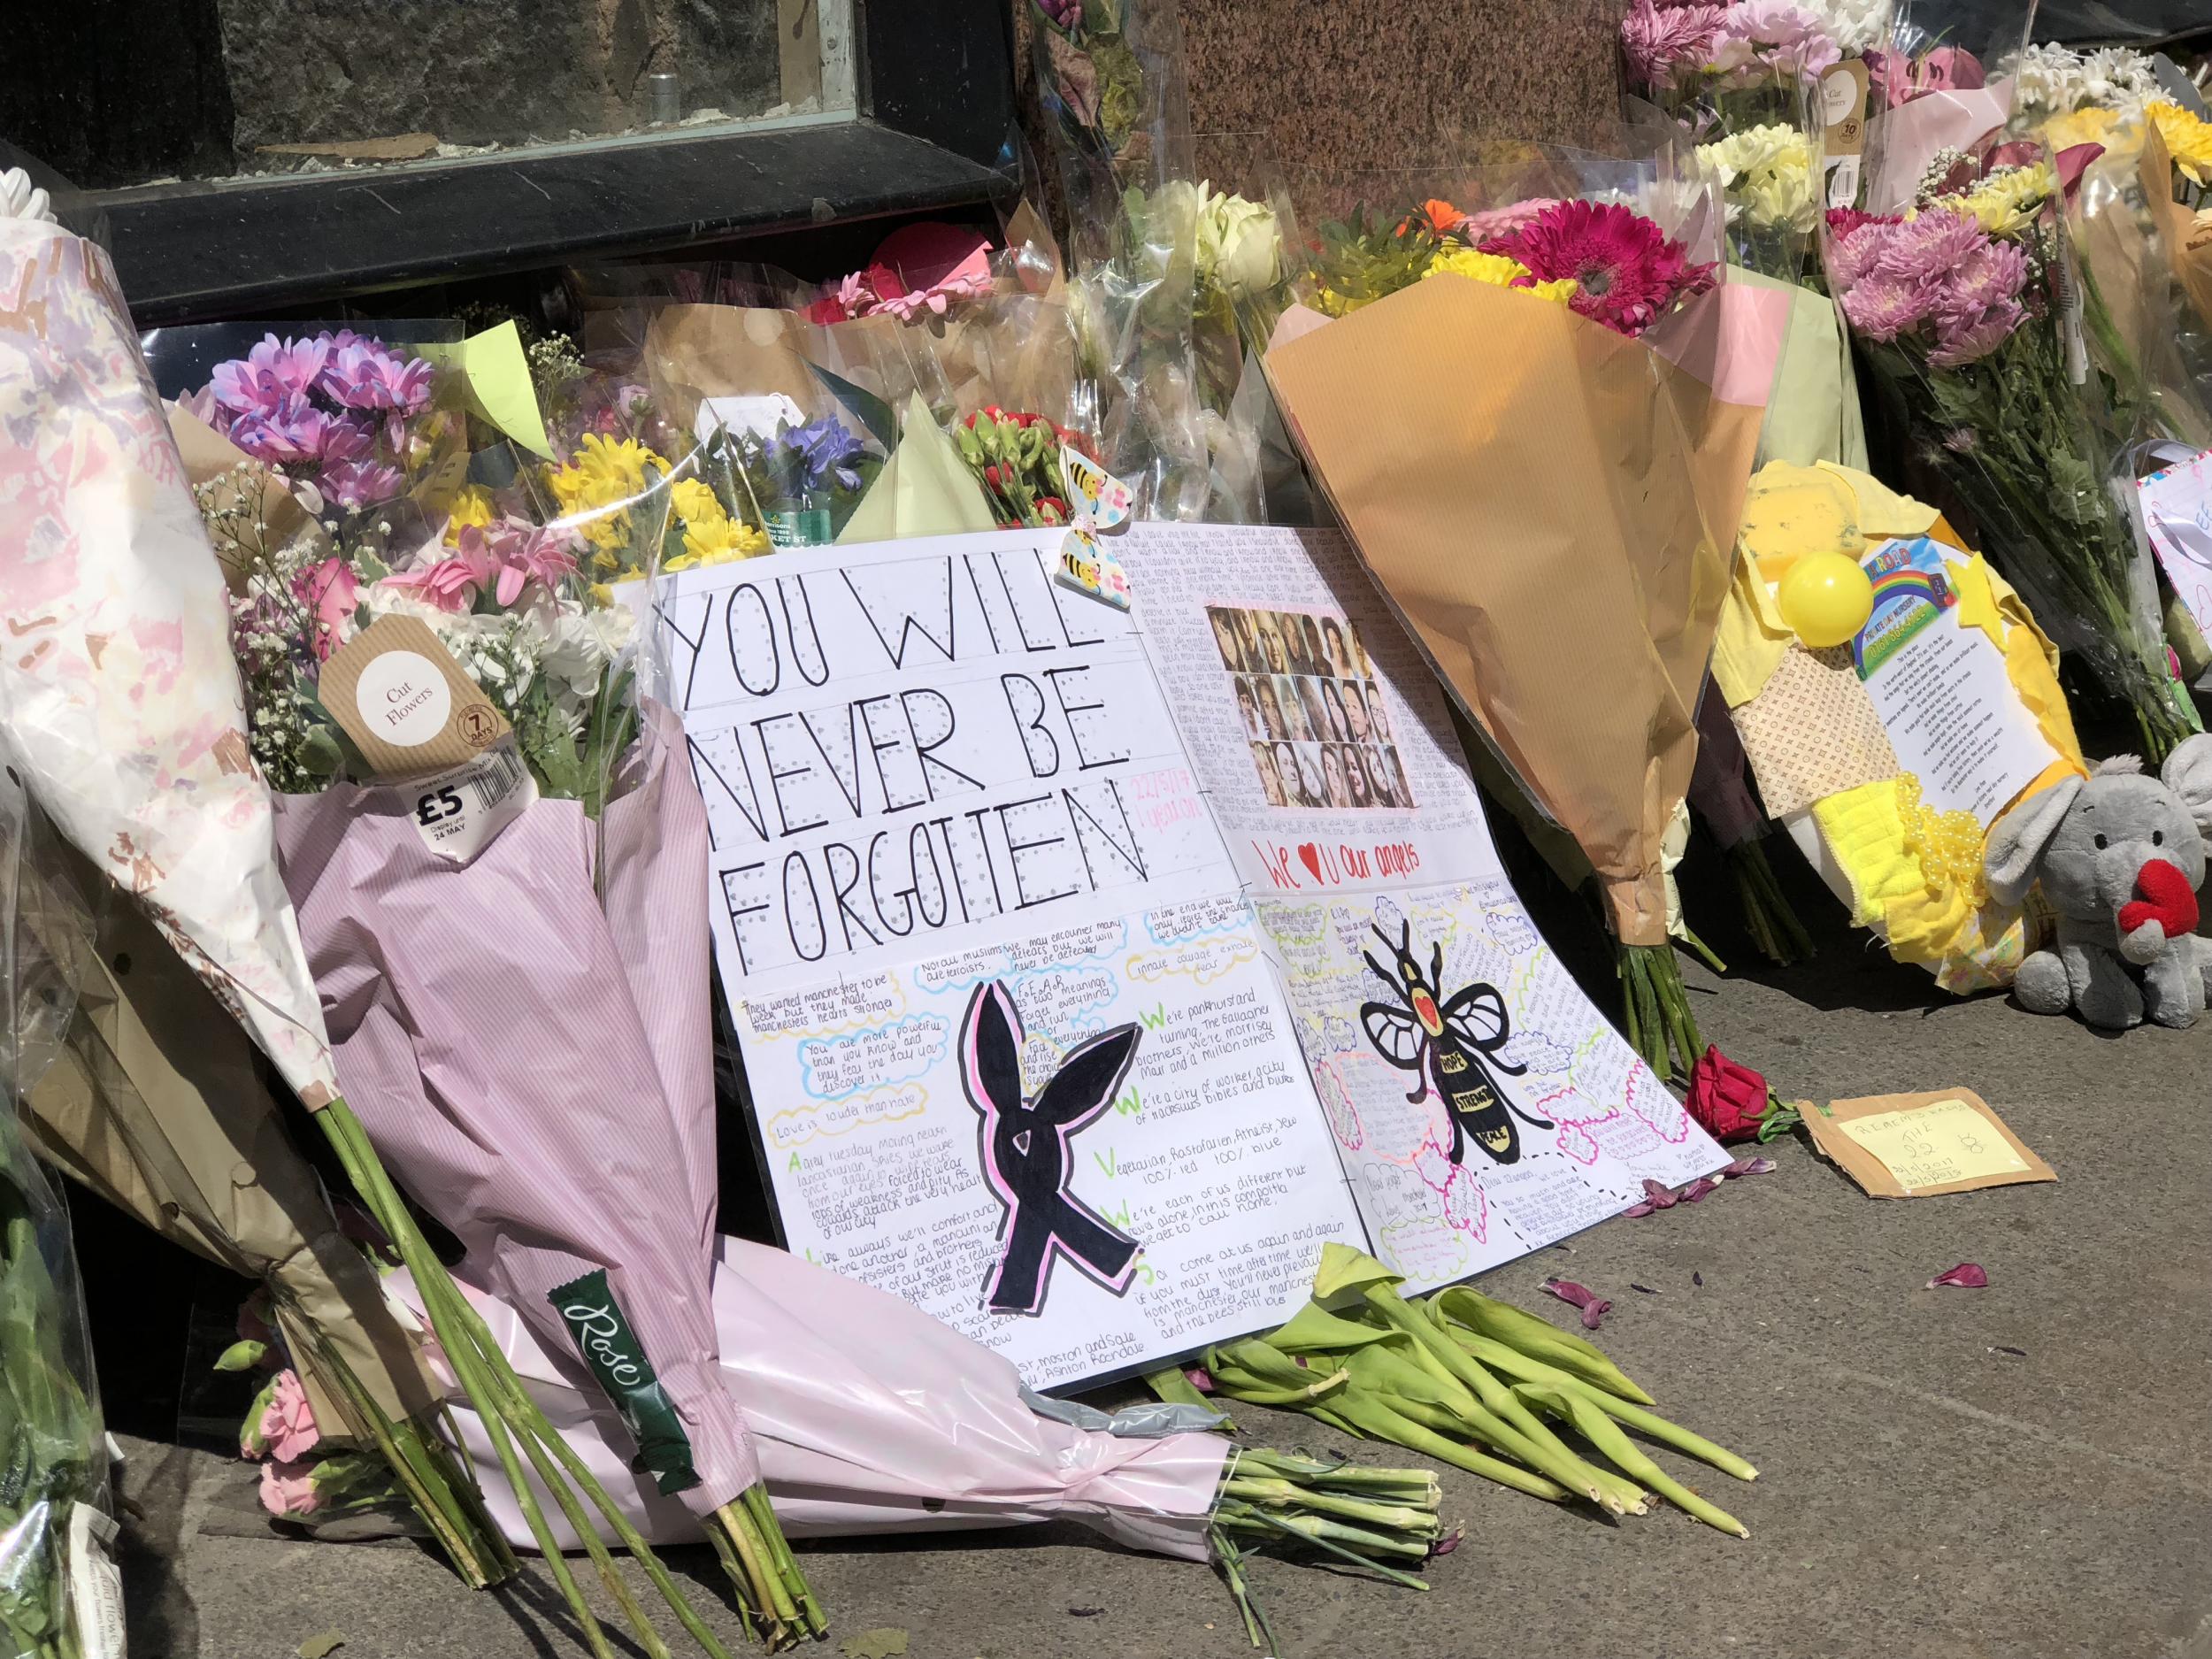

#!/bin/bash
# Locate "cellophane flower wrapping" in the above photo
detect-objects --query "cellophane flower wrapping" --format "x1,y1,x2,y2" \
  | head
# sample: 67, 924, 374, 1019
1027, 0, 1213, 520
1265, 155, 1788, 945
0, 768, 113, 1659
1859, 0, 2037, 216
1831, 150, 2201, 755
399, 1236, 1232, 1559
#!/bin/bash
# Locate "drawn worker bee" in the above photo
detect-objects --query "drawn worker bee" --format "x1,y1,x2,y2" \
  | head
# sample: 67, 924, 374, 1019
1359, 921, 1550, 1166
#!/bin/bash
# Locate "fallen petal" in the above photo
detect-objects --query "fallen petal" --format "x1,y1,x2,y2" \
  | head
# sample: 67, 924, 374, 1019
1926, 1263, 1988, 1290
1541, 1278, 1612, 1330
1630, 1283, 1661, 1294
1693, 1271, 1704, 1286
1678, 1176, 1721, 1204
1640, 1178, 1679, 1209
1432, 1527, 1464, 1556
1722, 1156, 1778, 1178
1622, 1201, 1657, 1218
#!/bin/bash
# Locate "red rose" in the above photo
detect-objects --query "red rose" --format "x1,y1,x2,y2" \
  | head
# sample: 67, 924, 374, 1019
1684, 1045, 1770, 1143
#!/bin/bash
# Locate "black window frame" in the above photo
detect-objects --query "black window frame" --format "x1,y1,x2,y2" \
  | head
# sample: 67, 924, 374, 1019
6, 0, 1019, 324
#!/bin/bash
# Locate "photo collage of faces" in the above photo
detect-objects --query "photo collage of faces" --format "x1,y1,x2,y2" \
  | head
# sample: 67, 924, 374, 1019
1207, 604, 1415, 813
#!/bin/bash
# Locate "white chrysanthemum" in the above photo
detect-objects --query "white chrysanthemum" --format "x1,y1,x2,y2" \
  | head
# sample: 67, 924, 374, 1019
1793, 0, 1886, 54
2015, 42, 2163, 120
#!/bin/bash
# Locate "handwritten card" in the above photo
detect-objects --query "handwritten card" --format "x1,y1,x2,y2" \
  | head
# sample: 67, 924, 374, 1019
1805, 1088, 2054, 1199
1854, 538, 2061, 826
2140, 449, 2212, 646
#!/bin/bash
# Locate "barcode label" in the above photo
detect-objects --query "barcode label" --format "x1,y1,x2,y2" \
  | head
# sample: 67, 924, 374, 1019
407, 741, 537, 864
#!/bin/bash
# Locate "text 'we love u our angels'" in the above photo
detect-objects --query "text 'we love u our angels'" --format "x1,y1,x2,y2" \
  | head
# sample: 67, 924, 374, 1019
645, 536, 1230, 978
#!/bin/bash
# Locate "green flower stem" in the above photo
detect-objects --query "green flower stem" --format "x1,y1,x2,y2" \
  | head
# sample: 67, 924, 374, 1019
1512, 1384, 1749, 1539
297, 1325, 515, 1590
1729, 839, 1816, 965
318, 1102, 748, 1658
1616, 944, 1703, 1077
747, 1483, 826, 1637
1359, 1288, 1621, 1511
1447, 1331, 1759, 1481
1335, 1397, 1571, 1502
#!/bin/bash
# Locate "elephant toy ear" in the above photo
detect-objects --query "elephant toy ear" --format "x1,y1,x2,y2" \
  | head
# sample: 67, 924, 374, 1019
2161, 733, 2212, 841
1985, 775, 2084, 909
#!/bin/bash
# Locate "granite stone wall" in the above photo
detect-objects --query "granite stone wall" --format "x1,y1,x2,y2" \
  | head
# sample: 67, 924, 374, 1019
1181, 0, 1629, 167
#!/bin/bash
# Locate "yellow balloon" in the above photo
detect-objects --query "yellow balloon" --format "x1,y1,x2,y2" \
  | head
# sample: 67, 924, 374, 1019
1777, 551, 1875, 649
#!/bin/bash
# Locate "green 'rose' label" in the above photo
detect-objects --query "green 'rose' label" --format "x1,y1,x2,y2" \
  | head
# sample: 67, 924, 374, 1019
547, 1270, 700, 1495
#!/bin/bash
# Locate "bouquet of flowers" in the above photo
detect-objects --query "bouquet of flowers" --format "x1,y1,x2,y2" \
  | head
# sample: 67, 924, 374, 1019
0, 189, 806, 1654
1831, 148, 2202, 757
155, 325, 465, 524
12, 824, 486, 1563
1028, 0, 1217, 519
208, 365, 826, 1640
1267, 160, 1791, 1071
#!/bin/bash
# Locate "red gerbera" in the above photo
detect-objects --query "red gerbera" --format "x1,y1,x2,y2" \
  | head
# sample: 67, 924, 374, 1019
1479, 199, 1716, 337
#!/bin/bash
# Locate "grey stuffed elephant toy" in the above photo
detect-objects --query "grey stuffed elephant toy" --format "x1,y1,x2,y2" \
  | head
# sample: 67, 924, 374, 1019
1984, 735, 2212, 1030
1991, 739, 2212, 1026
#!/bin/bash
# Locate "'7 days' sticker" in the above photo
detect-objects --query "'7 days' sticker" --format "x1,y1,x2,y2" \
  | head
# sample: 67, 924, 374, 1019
409, 741, 534, 863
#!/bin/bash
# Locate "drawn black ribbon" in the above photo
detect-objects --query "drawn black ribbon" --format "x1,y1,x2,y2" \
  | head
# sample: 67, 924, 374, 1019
960, 982, 1143, 1316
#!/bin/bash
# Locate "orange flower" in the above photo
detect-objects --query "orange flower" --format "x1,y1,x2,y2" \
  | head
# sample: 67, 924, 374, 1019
1401, 197, 1467, 237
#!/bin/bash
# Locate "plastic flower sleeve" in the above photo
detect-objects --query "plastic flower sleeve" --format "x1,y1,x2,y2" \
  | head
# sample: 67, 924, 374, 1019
1862, 0, 2038, 213
405, 1238, 1232, 1559
1029, 0, 1210, 519
0, 768, 114, 1659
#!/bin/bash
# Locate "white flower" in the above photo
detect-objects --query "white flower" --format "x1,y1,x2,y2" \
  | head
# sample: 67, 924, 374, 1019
1793, 0, 1886, 53
2015, 42, 2162, 121
1695, 123, 1817, 233
1195, 185, 1283, 303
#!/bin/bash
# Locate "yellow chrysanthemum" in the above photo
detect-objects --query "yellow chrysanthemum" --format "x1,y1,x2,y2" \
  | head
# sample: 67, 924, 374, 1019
546, 434, 669, 518
442, 485, 497, 544
1945, 162, 2055, 236
2150, 101, 2212, 186
1422, 247, 1576, 304
669, 477, 727, 528
546, 434, 670, 551
1696, 123, 1816, 234
675, 515, 770, 569
2041, 105, 2121, 158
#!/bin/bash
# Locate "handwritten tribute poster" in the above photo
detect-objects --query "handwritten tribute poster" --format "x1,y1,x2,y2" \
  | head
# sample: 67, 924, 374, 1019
645, 526, 1726, 1390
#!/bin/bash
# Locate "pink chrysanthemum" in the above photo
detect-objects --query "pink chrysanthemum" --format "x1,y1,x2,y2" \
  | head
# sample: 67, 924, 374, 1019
1938, 240, 2030, 319
1712, 0, 1840, 82
1928, 303, 2024, 367
1620, 0, 1727, 89
1839, 271, 1936, 341
1867, 211, 1985, 283
1480, 200, 1716, 336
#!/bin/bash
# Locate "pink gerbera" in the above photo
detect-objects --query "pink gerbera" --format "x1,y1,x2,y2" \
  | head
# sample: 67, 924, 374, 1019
1480, 200, 1716, 336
